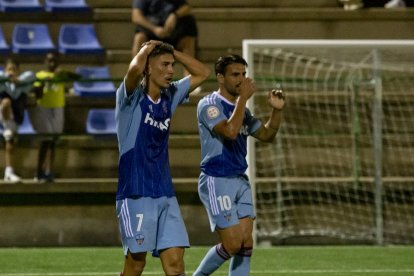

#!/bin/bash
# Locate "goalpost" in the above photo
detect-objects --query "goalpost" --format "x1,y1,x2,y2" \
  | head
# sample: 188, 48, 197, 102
243, 39, 414, 245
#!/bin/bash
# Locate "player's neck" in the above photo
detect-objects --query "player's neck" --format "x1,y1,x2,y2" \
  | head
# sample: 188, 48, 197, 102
218, 89, 237, 103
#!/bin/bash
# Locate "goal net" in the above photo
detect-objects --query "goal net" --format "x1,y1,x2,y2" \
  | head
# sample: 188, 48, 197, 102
243, 40, 414, 245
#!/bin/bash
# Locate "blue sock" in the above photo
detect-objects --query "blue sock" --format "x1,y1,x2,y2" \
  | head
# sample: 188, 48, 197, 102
229, 247, 252, 276
193, 243, 231, 276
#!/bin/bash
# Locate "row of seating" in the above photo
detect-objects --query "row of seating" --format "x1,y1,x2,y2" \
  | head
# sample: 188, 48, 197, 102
0, 24, 103, 55
0, 108, 116, 135
0, 0, 90, 13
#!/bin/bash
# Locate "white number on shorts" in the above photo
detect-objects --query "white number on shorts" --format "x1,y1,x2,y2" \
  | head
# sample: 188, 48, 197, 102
136, 213, 144, 232
217, 195, 232, 211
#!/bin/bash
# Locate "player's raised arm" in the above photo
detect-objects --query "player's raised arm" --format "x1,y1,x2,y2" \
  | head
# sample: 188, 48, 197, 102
173, 49, 210, 93
124, 40, 161, 94
252, 88, 285, 142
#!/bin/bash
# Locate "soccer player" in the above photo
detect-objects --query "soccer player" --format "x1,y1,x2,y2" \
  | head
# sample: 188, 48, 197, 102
115, 40, 210, 276
193, 54, 285, 276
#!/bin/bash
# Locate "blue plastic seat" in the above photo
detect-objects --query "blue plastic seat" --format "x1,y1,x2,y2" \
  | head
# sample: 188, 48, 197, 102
58, 24, 104, 55
44, 0, 90, 12
0, 0, 42, 12
0, 26, 10, 55
86, 109, 116, 135
12, 24, 56, 54
73, 66, 116, 97
18, 110, 36, 134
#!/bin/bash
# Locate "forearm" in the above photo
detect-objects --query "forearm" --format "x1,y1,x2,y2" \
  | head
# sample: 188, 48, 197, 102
124, 49, 149, 93
132, 10, 158, 32
221, 96, 248, 139
174, 4, 191, 17
173, 50, 207, 78
259, 108, 283, 142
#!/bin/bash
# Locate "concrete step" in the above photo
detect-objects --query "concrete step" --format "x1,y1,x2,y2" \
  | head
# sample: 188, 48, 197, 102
0, 134, 201, 179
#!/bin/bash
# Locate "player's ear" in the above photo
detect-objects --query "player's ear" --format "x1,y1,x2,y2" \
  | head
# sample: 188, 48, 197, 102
145, 64, 151, 76
217, 73, 224, 84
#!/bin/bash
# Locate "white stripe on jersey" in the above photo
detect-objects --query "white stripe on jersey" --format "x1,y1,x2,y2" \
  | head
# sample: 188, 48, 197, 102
121, 200, 134, 238
208, 176, 220, 215
206, 93, 217, 105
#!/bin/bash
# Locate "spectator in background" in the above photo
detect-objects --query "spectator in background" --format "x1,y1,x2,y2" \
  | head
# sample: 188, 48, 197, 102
0, 58, 35, 183
31, 52, 66, 183
131, 0, 198, 77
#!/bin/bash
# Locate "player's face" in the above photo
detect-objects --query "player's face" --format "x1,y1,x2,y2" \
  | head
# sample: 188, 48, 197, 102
220, 63, 247, 97
148, 53, 175, 89
5, 63, 18, 80
45, 54, 58, 72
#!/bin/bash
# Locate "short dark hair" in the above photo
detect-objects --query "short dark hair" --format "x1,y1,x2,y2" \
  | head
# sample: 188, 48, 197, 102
215, 54, 248, 76
148, 42, 174, 59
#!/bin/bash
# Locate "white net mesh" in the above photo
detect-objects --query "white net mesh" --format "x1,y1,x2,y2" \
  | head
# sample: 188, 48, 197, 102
244, 40, 414, 245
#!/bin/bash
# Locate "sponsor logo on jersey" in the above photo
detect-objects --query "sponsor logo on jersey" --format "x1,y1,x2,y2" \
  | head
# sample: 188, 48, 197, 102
240, 125, 249, 135
207, 106, 220, 119
144, 112, 170, 131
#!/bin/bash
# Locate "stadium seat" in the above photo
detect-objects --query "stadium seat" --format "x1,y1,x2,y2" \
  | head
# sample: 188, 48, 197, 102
0, 0, 42, 12
86, 108, 116, 135
12, 24, 56, 54
0, 26, 10, 55
58, 24, 104, 55
73, 66, 116, 97
18, 110, 36, 134
44, 0, 91, 12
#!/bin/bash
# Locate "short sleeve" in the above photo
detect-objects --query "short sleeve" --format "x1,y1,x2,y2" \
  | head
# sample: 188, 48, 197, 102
197, 98, 227, 132
245, 108, 262, 135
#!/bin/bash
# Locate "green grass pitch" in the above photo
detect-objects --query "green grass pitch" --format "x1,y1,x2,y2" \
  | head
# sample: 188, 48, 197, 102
0, 246, 413, 275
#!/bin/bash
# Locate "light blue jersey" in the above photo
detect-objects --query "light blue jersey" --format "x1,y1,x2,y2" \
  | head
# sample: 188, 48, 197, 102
115, 76, 190, 200
197, 91, 262, 177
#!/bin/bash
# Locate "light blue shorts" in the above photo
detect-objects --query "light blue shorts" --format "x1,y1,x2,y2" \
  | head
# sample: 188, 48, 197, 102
198, 173, 256, 232
116, 196, 189, 255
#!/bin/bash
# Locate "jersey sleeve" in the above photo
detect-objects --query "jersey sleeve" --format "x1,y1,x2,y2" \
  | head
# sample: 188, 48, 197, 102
245, 108, 262, 135
116, 79, 142, 111
197, 96, 227, 132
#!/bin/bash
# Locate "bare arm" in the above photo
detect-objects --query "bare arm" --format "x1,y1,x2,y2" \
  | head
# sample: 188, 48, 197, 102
252, 89, 285, 142
124, 41, 161, 94
164, 4, 192, 34
173, 49, 210, 92
131, 8, 166, 38
213, 78, 255, 140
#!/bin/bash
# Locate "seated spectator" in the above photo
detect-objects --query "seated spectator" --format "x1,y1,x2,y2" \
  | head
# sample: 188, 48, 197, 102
0, 58, 35, 183
131, 0, 198, 76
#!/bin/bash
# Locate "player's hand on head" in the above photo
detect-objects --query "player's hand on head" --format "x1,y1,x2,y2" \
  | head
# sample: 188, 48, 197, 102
268, 87, 285, 110
239, 77, 255, 100
140, 40, 162, 55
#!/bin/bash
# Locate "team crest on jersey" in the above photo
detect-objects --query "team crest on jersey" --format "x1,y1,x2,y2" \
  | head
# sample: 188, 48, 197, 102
223, 212, 232, 222
136, 234, 145, 245
207, 106, 219, 119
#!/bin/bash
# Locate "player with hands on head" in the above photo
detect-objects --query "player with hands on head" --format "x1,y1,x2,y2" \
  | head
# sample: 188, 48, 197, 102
193, 54, 285, 276
115, 40, 210, 276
